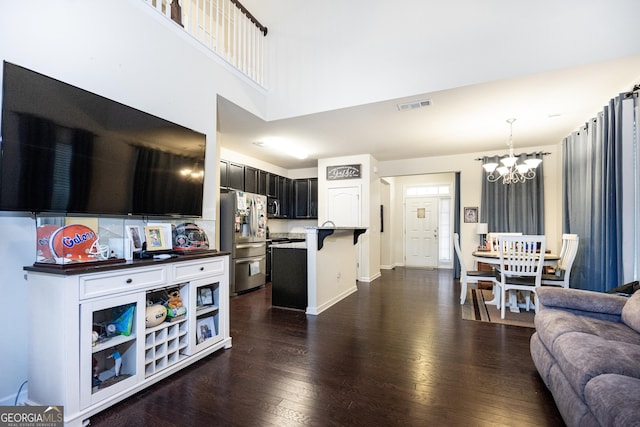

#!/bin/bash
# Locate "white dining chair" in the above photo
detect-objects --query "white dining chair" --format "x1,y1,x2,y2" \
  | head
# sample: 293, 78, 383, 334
487, 232, 523, 251
453, 233, 497, 305
541, 234, 579, 289
496, 235, 546, 319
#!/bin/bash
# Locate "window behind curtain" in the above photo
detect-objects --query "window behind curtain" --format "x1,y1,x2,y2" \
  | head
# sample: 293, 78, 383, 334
479, 153, 545, 234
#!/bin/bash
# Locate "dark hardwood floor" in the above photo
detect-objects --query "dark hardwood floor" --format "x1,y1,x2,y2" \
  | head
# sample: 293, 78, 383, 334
90, 268, 564, 426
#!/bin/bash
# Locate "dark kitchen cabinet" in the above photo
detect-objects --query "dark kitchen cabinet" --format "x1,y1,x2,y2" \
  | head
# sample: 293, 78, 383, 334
293, 179, 309, 217
272, 247, 308, 310
219, 159, 315, 219
244, 166, 258, 193
277, 176, 291, 218
219, 160, 229, 189
258, 170, 267, 195
293, 178, 317, 219
227, 162, 244, 191
309, 178, 318, 217
266, 173, 278, 198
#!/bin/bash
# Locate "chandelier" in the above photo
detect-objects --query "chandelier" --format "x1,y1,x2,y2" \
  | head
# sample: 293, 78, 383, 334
482, 118, 542, 184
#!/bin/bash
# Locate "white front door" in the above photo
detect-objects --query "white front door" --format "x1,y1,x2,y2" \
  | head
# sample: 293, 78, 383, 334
405, 197, 438, 268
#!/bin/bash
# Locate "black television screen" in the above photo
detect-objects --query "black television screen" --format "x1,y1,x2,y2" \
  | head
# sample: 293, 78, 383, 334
0, 62, 206, 217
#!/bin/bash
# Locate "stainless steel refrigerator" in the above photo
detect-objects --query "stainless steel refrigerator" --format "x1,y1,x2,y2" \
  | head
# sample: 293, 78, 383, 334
220, 190, 268, 295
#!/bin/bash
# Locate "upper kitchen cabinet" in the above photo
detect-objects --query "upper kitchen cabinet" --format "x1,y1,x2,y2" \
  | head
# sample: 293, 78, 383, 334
257, 170, 267, 196
244, 166, 258, 193
219, 160, 229, 189
227, 162, 244, 191
266, 173, 278, 198
219, 159, 316, 220
219, 159, 243, 191
277, 176, 292, 218
293, 178, 318, 219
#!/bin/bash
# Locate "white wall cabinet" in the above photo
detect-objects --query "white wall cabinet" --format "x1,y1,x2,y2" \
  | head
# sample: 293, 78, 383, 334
26, 254, 231, 427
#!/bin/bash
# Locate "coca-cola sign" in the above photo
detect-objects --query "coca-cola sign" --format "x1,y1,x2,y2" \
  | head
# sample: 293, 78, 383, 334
326, 164, 361, 180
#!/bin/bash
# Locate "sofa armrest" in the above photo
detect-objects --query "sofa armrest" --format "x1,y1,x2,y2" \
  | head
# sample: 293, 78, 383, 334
537, 287, 628, 320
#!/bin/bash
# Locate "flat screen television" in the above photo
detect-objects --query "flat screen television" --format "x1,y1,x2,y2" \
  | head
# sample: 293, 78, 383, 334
0, 62, 206, 217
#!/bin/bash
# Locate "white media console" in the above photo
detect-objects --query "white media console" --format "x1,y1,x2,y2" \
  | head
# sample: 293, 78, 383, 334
25, 252, 231, 427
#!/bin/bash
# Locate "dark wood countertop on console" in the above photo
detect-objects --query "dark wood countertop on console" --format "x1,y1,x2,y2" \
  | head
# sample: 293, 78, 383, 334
24, 250, 230, 276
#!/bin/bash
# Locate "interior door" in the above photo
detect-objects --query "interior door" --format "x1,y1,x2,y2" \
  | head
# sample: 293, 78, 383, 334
327, 186, 360, 226
327, 186, 361, 278
405, 197, 438, 268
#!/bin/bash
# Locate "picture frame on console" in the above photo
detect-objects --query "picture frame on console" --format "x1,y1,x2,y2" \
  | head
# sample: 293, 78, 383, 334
126, 226, 143, 251
144, 225, 171, 252
196, 316, 215, 343
197, 286, 214, 306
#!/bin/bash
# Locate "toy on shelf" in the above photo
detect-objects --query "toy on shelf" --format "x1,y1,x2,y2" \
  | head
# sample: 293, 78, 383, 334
167, 289, 182, 309
166, 288, 186, 320
92, 357, 101, 388
109, 350, 122, 377
145, 301, 167, 327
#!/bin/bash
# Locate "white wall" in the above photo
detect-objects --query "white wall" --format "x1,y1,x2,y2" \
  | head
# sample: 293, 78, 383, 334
246, 0, 640, 121
318, 154, 381, 282
220, 147, 289, 177
0, 1, 266, 403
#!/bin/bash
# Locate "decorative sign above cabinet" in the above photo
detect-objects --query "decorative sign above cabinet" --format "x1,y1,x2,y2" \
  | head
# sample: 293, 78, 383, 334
326, 164, 361, 180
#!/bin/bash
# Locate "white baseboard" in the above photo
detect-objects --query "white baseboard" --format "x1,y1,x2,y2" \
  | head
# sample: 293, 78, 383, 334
358, 272, 382, 282
306, 286, 358, 315
0, 385, 28, 406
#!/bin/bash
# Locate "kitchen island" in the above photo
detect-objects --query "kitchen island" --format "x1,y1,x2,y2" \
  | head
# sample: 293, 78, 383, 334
304, 227, 367, 315
271, 242, 308, 310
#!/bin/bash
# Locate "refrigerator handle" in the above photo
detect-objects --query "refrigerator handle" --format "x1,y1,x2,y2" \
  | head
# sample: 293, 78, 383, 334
236, 243, 266, 249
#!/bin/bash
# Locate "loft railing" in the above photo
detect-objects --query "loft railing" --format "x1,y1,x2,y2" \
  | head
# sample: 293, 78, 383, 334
145, 0, 268, 87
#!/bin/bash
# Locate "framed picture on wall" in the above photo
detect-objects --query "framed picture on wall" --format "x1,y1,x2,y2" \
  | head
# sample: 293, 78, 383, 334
464, 207, 478, 223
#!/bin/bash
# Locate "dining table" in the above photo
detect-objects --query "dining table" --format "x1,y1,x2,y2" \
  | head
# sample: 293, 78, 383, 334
472, 249, 560, 312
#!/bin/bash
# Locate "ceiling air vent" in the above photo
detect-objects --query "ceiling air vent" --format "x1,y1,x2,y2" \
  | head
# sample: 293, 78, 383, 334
396, 99, 432, 112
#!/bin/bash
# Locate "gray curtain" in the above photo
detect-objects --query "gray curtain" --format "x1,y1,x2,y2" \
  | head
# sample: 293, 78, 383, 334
479, 153, 545, 234
454, 172, 461, 279
562, 94, 630, 292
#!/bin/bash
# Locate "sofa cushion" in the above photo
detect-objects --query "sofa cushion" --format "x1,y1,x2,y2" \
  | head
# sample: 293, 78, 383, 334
551, 331, 640, 400
584, 374, 640, 427
535, 309, 640, 350
537, 287, 627, 322
622, 291, 640, 333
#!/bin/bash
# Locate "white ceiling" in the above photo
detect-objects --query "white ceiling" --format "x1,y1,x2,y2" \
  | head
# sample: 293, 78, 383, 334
216, 1, 640, 170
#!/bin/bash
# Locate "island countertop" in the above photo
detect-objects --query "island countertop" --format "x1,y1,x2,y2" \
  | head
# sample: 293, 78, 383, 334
305, 226, 367, 231
271, 242, 307, 249
305, 226, 367, 250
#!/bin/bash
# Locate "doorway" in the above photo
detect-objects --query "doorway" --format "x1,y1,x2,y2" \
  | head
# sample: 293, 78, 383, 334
398, 180, 454, 270
405, 197, 438, 268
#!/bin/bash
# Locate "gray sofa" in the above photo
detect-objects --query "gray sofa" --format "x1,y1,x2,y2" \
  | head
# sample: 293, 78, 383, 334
531, 287, 640, 427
